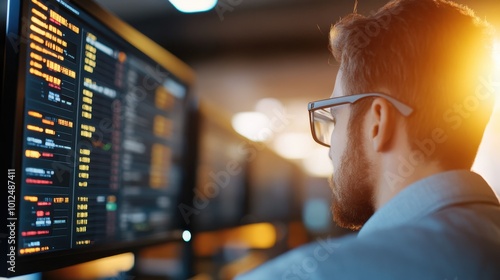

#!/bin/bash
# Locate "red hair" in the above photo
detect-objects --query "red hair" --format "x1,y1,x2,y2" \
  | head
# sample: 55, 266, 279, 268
330, 0, 495, 169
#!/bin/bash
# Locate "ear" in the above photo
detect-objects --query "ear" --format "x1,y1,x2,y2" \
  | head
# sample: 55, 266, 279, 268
368, 98, 396, 152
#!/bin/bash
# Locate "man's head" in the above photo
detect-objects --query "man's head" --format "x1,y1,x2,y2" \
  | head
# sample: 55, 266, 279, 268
323, 0, 496, 230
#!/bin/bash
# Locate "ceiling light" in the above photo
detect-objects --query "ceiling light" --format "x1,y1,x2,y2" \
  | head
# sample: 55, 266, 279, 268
168, 0, 218, 13
232, 112, 271, 142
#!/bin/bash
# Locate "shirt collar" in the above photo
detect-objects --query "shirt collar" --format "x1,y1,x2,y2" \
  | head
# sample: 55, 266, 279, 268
358, 170, 499, 237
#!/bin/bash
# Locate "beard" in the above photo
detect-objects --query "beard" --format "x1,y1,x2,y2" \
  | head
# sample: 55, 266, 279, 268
330, 124, 375, 231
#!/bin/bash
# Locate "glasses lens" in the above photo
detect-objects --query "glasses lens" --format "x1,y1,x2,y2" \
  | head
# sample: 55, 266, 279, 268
312, 109, 334, 147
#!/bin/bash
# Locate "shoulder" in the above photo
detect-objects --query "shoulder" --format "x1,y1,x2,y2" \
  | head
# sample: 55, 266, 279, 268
237, 208, 500, 279
236, 234, 355, 280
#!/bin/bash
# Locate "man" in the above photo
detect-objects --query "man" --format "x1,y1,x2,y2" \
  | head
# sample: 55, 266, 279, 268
238, 0, 500, 279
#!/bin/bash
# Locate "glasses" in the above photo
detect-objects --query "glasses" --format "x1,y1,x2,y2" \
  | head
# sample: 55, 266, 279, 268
308, 93, 414, 147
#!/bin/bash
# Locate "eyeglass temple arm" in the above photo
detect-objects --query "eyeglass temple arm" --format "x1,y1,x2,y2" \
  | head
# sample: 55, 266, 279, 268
309, 93, 413, 116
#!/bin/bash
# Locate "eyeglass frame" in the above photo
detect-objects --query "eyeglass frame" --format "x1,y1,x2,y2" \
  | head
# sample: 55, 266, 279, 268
308, 92, 414, 147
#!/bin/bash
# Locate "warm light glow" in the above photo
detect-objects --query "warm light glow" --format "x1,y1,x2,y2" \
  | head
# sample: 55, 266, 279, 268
472, 94, 500, 196
493, 40, 500, 70
493, 40, 500, 109
44, 253, 134, 279
168, 0, 217, 13
473, 40, 500, 195
193, 223, 276, 257
272, 133, 313, 159
255, 98, 284, 117
232, 112, 271, 142
302, 147, 333, 177
236, 223, 276, 248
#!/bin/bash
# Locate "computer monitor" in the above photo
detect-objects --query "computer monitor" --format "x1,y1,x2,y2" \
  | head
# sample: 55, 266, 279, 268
245, 146, 303, 224
187, 103, 303, 232
1, 0, 195, 277
190, 104, 249, 232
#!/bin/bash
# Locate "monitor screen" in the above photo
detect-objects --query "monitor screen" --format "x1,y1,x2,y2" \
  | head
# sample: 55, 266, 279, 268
187, 104, 302, 232
191, 105, 248, 232
2, 0, 195, 277
245, 146, 303, 224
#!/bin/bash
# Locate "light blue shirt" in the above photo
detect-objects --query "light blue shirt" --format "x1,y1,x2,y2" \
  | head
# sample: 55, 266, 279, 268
237, 170, 500, 280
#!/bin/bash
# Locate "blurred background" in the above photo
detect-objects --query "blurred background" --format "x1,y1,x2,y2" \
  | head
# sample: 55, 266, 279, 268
91, 0, 500, 190
93, 0, 500, 202
15, 0, 500, 279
